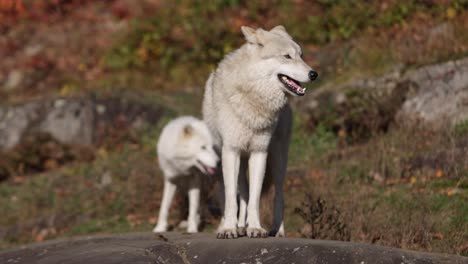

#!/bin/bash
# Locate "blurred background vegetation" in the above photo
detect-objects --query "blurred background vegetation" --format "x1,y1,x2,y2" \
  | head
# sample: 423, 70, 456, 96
0, 0, 467, 256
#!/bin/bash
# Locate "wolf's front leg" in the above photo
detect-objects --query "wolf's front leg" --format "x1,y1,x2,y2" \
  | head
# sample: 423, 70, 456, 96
217, 146, 240, 239
237, 158, 249, 236
153, 179, 177, 233
187, 175, 201, 233
246, 151, 268, 238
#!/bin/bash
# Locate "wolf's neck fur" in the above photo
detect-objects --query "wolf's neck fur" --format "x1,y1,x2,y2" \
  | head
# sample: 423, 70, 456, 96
215, 45, 288, 131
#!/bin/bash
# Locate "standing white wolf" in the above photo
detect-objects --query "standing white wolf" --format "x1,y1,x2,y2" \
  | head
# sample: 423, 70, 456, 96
203, 25, 318, 238
153, 116, 219, 233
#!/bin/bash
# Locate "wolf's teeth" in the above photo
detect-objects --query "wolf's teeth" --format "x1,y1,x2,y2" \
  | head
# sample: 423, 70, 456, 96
282, 76, 287, 81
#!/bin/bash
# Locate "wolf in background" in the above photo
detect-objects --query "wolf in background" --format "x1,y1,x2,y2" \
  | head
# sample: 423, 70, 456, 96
153, 116, 219, 233
203, 25, 318, 238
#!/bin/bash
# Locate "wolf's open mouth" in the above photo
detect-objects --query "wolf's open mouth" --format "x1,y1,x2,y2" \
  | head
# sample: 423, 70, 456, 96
196, 160, 215, 175
278, 74, 305, 96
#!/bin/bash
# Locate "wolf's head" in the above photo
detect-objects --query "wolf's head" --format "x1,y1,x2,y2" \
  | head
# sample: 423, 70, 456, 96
177, 122, 219, 176
241, 25, 318, 96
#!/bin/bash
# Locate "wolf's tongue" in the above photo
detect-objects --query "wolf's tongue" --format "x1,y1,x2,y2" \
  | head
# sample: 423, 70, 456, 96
287, 78, 302, 90
207, 167, 215, 175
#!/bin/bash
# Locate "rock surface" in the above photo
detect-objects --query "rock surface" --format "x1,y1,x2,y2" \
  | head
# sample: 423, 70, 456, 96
0, 232, 466, 264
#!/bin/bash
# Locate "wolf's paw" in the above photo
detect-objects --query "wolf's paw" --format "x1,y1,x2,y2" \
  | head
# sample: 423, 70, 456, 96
216, 228, 238, 239
237, 226, 247, 237
269, 229, 285, 237
247, 227, 268, 238
187, 225, 198, 233
152, 224, 167, 233
178, 220, 188, 229
186, 219, 199, 233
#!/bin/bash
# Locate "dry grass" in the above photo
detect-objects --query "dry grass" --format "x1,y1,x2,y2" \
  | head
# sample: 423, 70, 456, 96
289, 122, 467, 255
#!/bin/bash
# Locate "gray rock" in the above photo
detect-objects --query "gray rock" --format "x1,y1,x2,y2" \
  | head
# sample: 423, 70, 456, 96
398, 57, 468, 126
39, 99, 94, 146
24, 44, 43, 57
296, 57, 468, 128
3, 70, 23, 91
0, 99, 92, 150
0, 96, 163, 151
0, 102, 42, 149
0, 232, 465, 264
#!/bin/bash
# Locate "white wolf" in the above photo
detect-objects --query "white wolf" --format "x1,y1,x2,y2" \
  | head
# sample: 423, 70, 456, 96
153, 116, 219, 233
203, 25, 318, 238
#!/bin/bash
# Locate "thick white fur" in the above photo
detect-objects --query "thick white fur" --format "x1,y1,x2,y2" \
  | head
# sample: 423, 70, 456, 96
202, 25, 315, 238
153, 116, 218, 233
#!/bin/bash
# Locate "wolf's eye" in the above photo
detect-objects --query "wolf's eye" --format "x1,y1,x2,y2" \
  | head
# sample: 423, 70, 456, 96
283, 54, 292, 59
201, 145, 207, 150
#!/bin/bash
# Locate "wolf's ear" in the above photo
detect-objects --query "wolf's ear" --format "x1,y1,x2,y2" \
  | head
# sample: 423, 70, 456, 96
182, 124, 193, 138
241, 26, 265, 46
271, 25, 286, 33
241, 26, 256, 43
271, 25, 291, 39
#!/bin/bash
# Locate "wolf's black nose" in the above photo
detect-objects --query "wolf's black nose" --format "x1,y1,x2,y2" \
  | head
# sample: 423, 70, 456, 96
309, 70, 318, 81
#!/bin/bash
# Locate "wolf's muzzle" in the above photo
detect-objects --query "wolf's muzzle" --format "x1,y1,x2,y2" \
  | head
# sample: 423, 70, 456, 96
309, 70, 318, 81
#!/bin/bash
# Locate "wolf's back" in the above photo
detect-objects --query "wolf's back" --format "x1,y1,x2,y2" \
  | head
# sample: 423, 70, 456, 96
202, 72, 222, 148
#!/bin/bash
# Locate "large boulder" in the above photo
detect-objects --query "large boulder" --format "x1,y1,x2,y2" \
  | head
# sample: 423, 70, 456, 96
0, 232, 465, 264
0, 96, 163, 151
39, 99, 94, 147
398, 57, 468, 126
296, 57, 468, 136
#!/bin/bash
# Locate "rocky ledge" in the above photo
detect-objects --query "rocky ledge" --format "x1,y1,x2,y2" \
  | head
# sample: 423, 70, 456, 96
0, 232, 466, 264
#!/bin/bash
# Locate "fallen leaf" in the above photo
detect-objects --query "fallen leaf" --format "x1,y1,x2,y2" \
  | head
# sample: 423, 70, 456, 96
97, 147, 108, 158
446, 188, 459, 196
44, 159, 58, 170
456, 243, 468, 252
55, 187, 70, 197
338, 128, 346, 138
35, 229, 48, 242
446, 7, 456, 19
370, 171, 384, 183
12, 175, 26, 184
126, 214, 143, 227
148, 216, 157, 225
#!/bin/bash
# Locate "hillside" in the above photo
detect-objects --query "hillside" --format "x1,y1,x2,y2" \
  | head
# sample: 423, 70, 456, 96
0, 0, 467, 255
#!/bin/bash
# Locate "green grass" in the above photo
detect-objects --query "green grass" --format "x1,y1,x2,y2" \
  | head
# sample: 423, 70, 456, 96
288, 119, 468, 253
67, 217, 131, 236
453, 119, 468, 136
0, 127, 164, 247
289, 115, 336, 167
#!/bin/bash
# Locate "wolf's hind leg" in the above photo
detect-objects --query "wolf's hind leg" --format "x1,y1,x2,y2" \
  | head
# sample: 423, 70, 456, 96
153, 179, 177, 233
269, 105, 291, 237
267, 145, 288, 237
